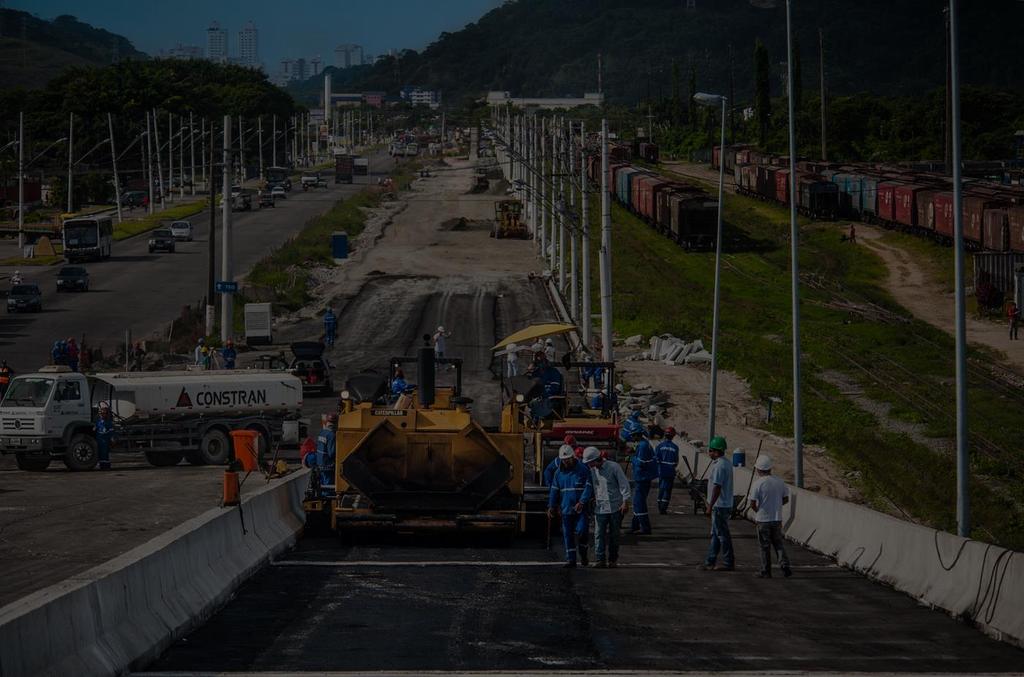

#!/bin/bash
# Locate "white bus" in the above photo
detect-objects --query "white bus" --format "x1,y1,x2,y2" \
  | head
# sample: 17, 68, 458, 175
62, 215, 113, 262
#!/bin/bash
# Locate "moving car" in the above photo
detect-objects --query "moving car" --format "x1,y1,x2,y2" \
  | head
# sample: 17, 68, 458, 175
169, 221, 193, 241
55, 266, 89, 292
289, 342, 333, 395
7, 284, 41, 313
258, 191, 275, 208
148, 229, 176, 253
121, 191, 148, 208
270, 185, 286, 201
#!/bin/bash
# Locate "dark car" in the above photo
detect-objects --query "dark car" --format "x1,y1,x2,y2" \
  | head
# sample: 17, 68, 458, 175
148, 229, 176, 253
7, 284, 42, 313
290, 341, 333, 395
56, 266, 89, 292
258, 191, 275, 208
121, 191, 148, 208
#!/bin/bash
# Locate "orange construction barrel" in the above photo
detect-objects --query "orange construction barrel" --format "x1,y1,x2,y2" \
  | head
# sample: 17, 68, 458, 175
229, 429, 261, 472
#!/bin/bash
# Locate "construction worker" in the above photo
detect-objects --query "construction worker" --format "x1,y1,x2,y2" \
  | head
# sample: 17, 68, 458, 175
51, 341, 63, 366
10, 270, 22, 285
221, 340, 237, 369
0, 360, 12, 399
66, 338, 79, 372
323, 308, 338, 347
585, 446, 630, 568
544, 337, 556, 362
630, 428, 657, 534
655, 427, 680, 514
391, 368, 409, 400
1009, 301, 1020, 341
530, 337, 545, 355
95, 402, 115, 470
547, 444, 594, 568
194, 337, 205, 366
305, 412, 337, 496
433, 325, 452, 369
748, 454, 792, 578
701, 435, 735, 571
543, 438, 581, 486
619, 410, 645, 444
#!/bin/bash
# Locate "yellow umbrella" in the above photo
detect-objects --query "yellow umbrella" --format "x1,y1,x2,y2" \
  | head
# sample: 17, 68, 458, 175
492, 323, 577, 351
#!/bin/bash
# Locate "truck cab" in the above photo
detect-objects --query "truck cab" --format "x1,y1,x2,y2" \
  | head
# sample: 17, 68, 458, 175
0, 366, 95, 471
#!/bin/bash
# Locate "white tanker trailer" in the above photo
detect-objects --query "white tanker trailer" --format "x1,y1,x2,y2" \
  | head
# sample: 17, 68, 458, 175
0, 366, 305, 472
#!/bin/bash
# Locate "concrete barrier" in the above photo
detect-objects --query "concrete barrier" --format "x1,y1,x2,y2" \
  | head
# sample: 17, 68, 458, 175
0, 469, 309, 677
685, 451, 1023, 648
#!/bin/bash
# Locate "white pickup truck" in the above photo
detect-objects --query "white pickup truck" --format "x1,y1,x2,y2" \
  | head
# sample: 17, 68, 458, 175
0, 366, 305, 471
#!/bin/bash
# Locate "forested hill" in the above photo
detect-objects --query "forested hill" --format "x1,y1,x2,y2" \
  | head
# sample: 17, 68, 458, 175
0, 9, 147, 89
310, 0, 1023, 104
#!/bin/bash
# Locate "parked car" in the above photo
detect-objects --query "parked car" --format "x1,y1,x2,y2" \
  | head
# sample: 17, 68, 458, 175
271, 185, 286, 201
148, 229, 176, 253
169, 221, 193, 241
258, 191, 275, 208
121, 191, 148, 208
7, 284, 42, 313
289, 341, 333, 395
55, 266, 89, 292
250, 352, 289, 370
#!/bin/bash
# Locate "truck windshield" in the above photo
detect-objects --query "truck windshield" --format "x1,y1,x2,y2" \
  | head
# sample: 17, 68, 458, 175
2, 377, 55, 407
64, 224, 98, 247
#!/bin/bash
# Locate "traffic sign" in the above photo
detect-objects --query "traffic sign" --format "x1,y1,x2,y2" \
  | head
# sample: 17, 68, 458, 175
216, 281, 238, 294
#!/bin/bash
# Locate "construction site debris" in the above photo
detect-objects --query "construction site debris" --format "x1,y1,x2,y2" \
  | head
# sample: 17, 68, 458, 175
623, 334, 712, 366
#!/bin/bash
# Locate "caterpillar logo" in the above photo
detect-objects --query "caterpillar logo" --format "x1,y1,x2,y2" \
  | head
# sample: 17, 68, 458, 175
176, 388, 193, 407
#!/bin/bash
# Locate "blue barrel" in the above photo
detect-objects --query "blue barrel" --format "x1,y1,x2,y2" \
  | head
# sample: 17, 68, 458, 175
331, 232, 349, 260
732, 450, 746, 467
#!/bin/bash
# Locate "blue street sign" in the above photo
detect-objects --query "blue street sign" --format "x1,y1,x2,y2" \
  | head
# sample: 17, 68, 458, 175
216, 281, 238, 293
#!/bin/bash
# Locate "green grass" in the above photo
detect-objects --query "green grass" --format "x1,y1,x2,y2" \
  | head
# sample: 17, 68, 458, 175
113, 201, 208, 240
0, 254, 63, 266
590, 188, 1024, 548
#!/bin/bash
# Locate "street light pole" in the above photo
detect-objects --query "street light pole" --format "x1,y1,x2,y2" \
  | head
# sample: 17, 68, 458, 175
17, 111, 24, 250
272, 115, 277, 167
108, 113, 122, 224
599, 119, 614, 362
189, 112, 196, 197
949, 0, 970, 538
67, 112, 73, 213
694, 93, 728, 443
569, 120, 579, 323
206, 120, 217, 337
258, 116, 264, 181
580, 120, 592, 349
145, 113, 154, 215
786, 0, 805, 488
221, 115, 233, 343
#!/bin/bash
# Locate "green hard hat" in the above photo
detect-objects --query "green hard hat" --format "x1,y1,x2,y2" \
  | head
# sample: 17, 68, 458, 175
708, 435, 728, 452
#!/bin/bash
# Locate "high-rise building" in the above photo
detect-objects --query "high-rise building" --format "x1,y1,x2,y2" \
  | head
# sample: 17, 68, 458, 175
239, 20, 259, 70
293, 58, 308, 81
334, 43, 364, 69
162, 43, 203, 60
206, 21, 228, 63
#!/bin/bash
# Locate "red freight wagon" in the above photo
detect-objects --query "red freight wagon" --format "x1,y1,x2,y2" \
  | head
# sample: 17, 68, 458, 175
963, 196, 1000, 247
631, 174, 655, 216
607, 163, 627, 194
736, 149, 751, 165
876, 182, 903, 223
916, 190, 938, 231
1009, 207, 1024, 253
775, 169, 790, 204
894, 184, 928, 228
712, 146, 721, 170
983, 209, 1009, 252
932, 192, 955, 238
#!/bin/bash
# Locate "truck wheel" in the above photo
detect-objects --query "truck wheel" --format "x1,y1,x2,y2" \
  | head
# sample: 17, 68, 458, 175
64, 434, 98, 471
184, 451, 205, 466
145, 451, 183, 467
16, 454, 50, 472
199, 429, 231, 465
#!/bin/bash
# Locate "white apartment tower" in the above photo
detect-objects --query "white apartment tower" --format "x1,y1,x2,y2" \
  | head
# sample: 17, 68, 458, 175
239, 20, 259, 69
206, 21, 228, 63
334, 44, 364, 69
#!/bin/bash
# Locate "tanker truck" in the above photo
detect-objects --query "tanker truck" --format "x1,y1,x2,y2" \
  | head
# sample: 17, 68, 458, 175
0, 365, 304, 472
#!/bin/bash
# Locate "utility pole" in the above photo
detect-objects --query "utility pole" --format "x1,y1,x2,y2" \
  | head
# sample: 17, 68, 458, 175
598, 52, 603, 94
66, 112, 73, 213
786, 0, 804, 488
728, 43, 736, 142
558, 119, 566, 291
108, 113, 122, 224
145, 113, 154, 215
540, 116, 547, 260
272, 115, 277, 167
152, 110, 164, 208
548, 118, 556, 271
258, 116, 264, 180
580, 120, 592, 349
179, 116, 185, 200
599, 119, 613, 362
819, 28, 827, 161
168, 113, 174, 203
189, 111, 196, 196
569, 120, 579, 323
17, 111, 24, 250
949, 0, 970, 538
221, 115, 233, 343
201, 117, 207, 187
944, 7, 953, 175
206, 120, 217, 337
238, 115, 244, 183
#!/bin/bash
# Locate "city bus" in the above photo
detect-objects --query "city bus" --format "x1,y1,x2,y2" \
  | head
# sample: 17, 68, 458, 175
62, 215, 113, 262
264, 166, 292, 192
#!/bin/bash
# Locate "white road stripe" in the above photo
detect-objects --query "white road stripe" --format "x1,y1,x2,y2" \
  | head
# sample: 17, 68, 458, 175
271, 560, 840, 569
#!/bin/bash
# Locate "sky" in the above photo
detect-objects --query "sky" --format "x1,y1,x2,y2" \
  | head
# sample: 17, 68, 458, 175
9, 0, 503, 69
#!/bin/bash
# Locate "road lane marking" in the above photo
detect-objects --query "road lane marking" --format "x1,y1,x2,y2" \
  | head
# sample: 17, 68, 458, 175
271, 560, 841, 569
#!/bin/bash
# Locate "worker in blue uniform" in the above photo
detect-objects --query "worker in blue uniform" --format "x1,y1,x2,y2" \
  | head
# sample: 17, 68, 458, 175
303, 413, 337, 496
221, 339, 237, 369
95, 402, 115, 470
547, 445, 594, 568
655, 426, 680, 514
619, 409, 646, 444
323, 308, 337, 347
391, 369, 409, 401
630, 427, 658, 534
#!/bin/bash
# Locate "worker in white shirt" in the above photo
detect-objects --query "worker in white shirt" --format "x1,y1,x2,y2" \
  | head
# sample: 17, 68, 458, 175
748, 454, 792, 578
505, 343, 519, 377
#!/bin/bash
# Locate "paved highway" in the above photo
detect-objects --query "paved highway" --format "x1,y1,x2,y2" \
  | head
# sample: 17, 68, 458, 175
0, 151, 388, 372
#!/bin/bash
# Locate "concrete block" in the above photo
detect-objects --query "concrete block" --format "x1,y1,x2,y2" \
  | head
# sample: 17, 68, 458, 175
666, 343, 685, 362
624, 334, 643, 347
684, 350, 712, 364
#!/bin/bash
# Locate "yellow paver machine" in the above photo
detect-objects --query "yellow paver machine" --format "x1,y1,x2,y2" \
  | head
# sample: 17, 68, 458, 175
492, 199, 529, 239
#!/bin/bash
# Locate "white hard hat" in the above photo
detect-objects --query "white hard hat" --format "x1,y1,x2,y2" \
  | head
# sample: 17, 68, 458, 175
614, 384, 624, 392
558, 444, 574, 460
507, 342, 517, 352
755, 454, 773, 471
647, 405, 659, 413
545, 338, 553, 345
437, 325, 445, 332
582, 446, 601, 463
